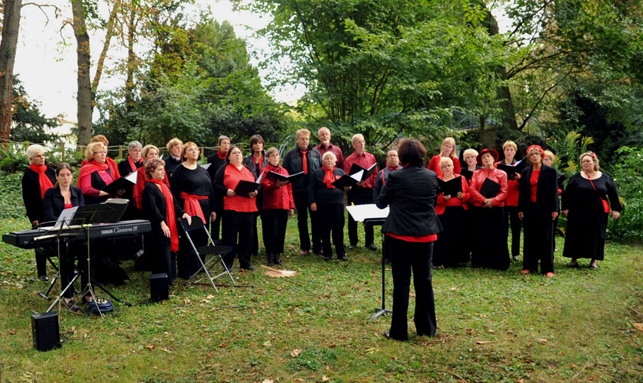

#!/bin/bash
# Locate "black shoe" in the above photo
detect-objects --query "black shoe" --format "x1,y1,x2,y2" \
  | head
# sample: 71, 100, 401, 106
267, 254, 275, 267
242, 265, 255, 271
38, 275, 49, 281
348, 245, 356, 250
338, 255, 348, 261
274, 254, 283, 266
366, 244, 378, 251
314, 249, 324, 255
64, 299, 84, 314
324, 256, 331, 262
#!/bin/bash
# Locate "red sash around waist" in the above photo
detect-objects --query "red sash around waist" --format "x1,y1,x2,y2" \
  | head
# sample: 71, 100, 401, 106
180, 192, 208, 222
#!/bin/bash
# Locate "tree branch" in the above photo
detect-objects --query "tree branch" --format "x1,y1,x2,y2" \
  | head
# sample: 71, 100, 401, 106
22, 3, 62, 24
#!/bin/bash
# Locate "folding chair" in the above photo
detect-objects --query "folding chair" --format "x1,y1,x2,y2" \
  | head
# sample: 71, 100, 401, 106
180, 216, 235, 292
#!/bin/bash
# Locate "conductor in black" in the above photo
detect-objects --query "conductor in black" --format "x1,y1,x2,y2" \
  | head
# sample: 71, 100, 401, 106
376, 138, 442, 341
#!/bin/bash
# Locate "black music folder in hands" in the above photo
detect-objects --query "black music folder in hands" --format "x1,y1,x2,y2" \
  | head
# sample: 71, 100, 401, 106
331, 171, 363, 188
479, 178, 502, 199
102, 170, 138, 199
349, 163, 378, 181
438, 176, 463, 197
265, 170, 304, 184
496, 159, 526, 180
234, 171, 264, 198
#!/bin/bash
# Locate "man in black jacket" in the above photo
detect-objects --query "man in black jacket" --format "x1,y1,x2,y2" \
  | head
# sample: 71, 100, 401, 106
283, 129, 323, 255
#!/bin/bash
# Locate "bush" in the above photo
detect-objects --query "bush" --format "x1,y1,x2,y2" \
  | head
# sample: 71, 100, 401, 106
0, 172, 26, 219
608, 146, 643, 243
0, 142, 29, 173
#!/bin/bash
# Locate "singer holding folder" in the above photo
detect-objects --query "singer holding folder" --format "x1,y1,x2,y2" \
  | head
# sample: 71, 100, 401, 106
214, 146, 259, 271
43, 163, 85, 312
469, 148, 510, 271
376, 138, 442, 341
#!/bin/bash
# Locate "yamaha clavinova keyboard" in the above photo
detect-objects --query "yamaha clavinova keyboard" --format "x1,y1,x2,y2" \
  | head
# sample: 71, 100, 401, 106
3, 219, 151, 249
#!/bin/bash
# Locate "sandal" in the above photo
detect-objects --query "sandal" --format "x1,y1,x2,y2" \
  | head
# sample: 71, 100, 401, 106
589, 263, 598, 269
545, 272, 555, 277
521, 269, 530, 274
567, 262, 579, 268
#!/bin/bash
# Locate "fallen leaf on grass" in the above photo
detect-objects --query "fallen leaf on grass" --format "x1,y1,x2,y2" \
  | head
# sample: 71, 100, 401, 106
161, 348, 172, 353
391, 356, 398, 361
632, 323, 643, 332
262, 380, 274, 383
145, 345, 154, 351
219, 343, 228, 348
263, 340, 271, 347
9, 330, 16, 335
475, 340, 493, 345
537, 338, 548, 344
291, 349, 301, 357
322, 376, 330, 382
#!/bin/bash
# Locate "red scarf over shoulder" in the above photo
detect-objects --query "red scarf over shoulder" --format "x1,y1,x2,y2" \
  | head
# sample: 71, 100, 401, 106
150, 178, 179, 252
29, 164, 53, 198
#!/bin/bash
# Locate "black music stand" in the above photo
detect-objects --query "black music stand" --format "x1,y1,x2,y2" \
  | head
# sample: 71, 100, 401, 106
346, 204, 391, 320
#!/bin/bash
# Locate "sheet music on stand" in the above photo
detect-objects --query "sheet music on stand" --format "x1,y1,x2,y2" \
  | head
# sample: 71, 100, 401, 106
346, 204, 389, 222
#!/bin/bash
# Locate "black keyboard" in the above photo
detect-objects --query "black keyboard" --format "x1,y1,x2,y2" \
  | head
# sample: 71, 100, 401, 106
2, 220, 151, 249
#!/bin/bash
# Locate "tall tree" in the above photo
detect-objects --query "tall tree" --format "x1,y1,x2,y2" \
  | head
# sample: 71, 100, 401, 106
0, 0, 23, 144
71, 0, 93, 146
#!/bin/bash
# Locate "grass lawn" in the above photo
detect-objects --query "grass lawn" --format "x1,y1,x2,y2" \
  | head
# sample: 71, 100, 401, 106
1, 214, 642, 382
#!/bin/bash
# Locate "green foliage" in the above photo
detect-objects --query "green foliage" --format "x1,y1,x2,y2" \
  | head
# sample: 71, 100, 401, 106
0, 172, 25, 219
548, 130, 594, 177
95, 17, 289, 148
9, 76, 61, 145
0, 142, 30, 173
608, 146, 643, 242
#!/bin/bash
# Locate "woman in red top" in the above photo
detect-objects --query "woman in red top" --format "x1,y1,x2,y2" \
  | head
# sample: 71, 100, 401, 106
469, 149, 510, 271
214, 146, 259, 271
433, 157, 471, 268
78, 142, 123, 205
261, 147, 294, 266
496, 141, 522, 261
427, 137, 461, 178
134, 145, 169, 210
517, 145, 559, 276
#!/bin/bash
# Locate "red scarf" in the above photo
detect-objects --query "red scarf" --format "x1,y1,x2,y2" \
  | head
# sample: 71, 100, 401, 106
77, 160, 110, 188
217, 150, 227, 160
323, 167, 336, 189
301, 150, 308, 174
128, 156, 143, 173
180, 192, 207, 223
151, 178, 179, 252
253, 155, 263, 165
30, 164, 53, 198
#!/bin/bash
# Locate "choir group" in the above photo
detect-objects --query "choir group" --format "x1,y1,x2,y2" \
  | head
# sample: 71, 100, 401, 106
21, 129, 622, 319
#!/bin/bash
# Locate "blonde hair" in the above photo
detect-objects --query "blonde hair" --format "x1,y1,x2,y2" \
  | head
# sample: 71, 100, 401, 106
543, 150, 555, 163
181, 142, 199, 161
85, 142, 106, 161
502, 140, 518, 152
296, 129, 311, 139
166, 138, 183, 152
440, 137, 457, 159
462, 148, 478, 159
580, 152, 600, 172
439, 156, 454, 169
142, 145, 159, 160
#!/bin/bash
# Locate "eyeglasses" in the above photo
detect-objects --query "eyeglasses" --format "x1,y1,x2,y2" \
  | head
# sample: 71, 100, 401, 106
94, 151, 106, 155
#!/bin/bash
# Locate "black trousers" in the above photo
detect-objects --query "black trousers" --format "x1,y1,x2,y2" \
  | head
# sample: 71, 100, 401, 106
222, 210, 255, 270
388, 237, 437, 340
35, 247, 49, 277
505, 205, 522, 256
148, 241, 177, 282
347, 187, 374, 246
472, 206, 510, 271
261, 209, 289, 255
523, 203, 555, 274
210, 211, 222, 241
292, 191, 321, 252
318, 204, 346, 259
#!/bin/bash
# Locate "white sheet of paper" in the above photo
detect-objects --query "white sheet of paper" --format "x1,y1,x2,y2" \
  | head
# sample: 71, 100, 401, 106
199, 163, 212, 170
350, 170, 364, 182
53, 206, 79, 229
125, 169, 138, 183
346, 204, 389, 222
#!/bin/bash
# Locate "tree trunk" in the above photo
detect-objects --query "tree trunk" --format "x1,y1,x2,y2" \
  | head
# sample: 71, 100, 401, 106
0, 0, 23, 144
92, 0, 120, 100
72, 0, 93, 146
483, 7, 518, 132
125, 5, 136, 109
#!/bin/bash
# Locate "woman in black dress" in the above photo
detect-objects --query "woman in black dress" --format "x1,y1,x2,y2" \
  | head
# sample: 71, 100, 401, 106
376, 138, 442, 341
562, 152, 621, 269
170, 142, 217, 279
142, 159, 191, 283
43, 163, 85, 311
22, 144, 56, 280
309, 152, 349, 261
164, 138, 183, 177
117, 141, 144, 177
517, 145, 559, 276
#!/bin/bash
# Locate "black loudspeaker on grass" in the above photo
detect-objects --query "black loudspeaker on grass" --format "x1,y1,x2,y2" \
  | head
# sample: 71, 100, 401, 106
150, 273, 169, 302
31, 312, 61, 351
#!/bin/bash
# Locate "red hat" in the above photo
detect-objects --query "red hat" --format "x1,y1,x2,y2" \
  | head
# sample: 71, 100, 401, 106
526, 145, 545, 157
476, 148, 499, 166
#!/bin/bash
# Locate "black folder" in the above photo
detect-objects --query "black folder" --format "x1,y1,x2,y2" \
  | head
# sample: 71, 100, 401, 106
438, 177, 463, 197
265, 170, 304, 184
102, 170, 137, 199
234, 171, 264, 198
479, 178, 501, 198
331, 174, 361, 188
496, 159, 526, 180
349, 163, 378, 181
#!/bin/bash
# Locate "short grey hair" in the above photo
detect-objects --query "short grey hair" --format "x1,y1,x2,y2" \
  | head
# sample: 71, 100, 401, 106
318, 127, 330, 135
351, 134, 364, 145
128, 141, 142, 151
218, 135, 231, 145
322, 151, 337, 162
26, 144, 46, 160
